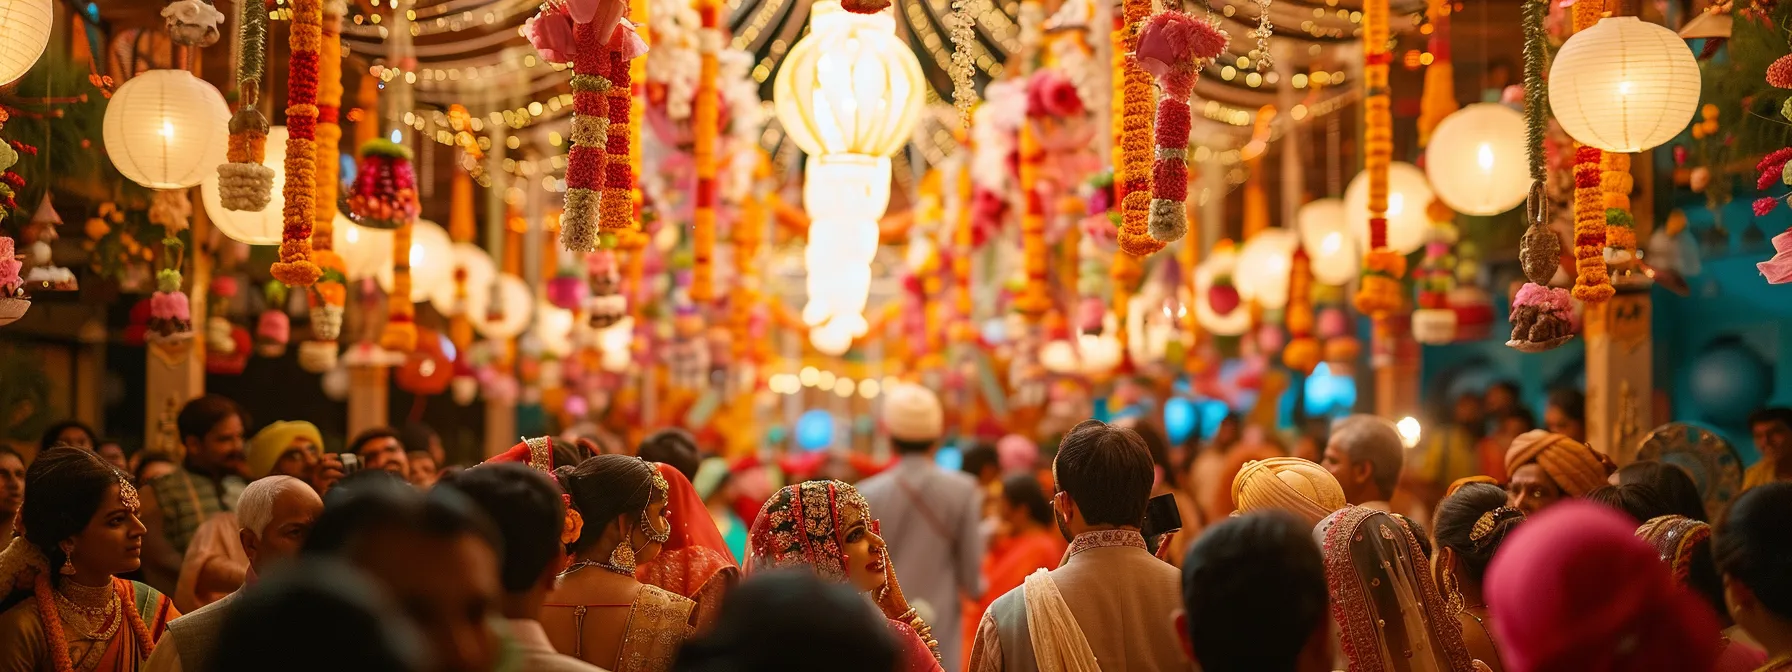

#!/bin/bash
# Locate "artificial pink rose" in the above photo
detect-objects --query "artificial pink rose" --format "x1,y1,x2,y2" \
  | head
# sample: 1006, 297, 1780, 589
1027, 71, 1084, 118
1760, 232, 1792, 284
1135, 12, 1228, 80
525, 9, 577, 63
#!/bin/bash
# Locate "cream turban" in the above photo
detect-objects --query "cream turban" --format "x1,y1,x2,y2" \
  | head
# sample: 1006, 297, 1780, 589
1504, 430, 1614, 497
883, 383, 944, 442
247, 421, 324, 479
1231, 457, 1348, 526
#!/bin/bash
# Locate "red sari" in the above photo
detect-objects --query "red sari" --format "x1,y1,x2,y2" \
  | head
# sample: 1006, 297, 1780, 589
636, 463, 740, 632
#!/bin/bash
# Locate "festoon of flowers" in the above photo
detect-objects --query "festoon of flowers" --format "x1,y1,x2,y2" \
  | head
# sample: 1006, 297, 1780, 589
307, 0, 348, 346
271, 0, 324, 287
689, 0, 721, 305
218, 0, 273, 212
1508, 0, 1573, 352
529, 0, 643, 253
1351, 0, 1403, 319
1114, 0, 1159, 258
1136, 12, 1228, 246
1566, 0, 1613, 304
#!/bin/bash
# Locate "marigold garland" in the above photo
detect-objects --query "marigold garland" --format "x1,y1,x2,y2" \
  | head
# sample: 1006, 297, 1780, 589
560, 8, 612, 252
219, 0, 273, 212
309, 2, 346, 341
381, 217, 417, 352
689, 0, 720, 305
271, 0, 324, 287
1415, 0, 1456, 146
1114, 0, 1161, 258
1136, 12, 1227, 245
1567, 0, 1613, 304
1015, 100, 1050, 319
1352, 0, 1402, 318
1284, 248, 1320, 374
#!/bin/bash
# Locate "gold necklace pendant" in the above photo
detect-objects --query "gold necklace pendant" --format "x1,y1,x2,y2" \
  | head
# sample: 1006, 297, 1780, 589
53, 585, 121, 640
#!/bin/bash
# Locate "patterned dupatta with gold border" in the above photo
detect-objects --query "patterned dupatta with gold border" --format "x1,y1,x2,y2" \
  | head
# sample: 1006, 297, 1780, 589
1317, 506, 1477, 672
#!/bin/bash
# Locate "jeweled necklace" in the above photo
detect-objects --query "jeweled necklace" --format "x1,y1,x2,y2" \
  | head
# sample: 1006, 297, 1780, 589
559, 558, 635, 578
53, 579, 121, 640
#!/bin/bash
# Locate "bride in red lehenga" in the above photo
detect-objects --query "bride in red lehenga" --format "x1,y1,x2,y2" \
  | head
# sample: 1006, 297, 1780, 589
635, 462, 739, 632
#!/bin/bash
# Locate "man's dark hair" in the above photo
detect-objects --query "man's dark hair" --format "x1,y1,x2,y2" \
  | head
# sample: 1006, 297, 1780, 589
1615, 461, 1706, 521
674, 569, 897, 672
1748, 407, 1792, 432
176, 395, 244, 443
39, 420, 98, 452
1053, 420, 1154, 528
1181, 512, 1328, 672
1498, 407, 1537, 432
437, 463, 565, 594
213, 558, 428, 672
891, 438, 934, 456
347, 427, 404, 457
1001, 474, 1053, 527
1585, 483, 1673, 523
638, 428, 702, 482
960, 443, 999, 478
1488, 381, 1521, 401
1715, 483, 1792, 620
303, 471, 501, 559
1546, 388, 1586, 423
398, 422, 440, 455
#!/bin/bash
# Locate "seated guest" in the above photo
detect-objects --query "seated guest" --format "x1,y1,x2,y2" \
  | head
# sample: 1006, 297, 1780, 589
675, 570, 900, 672
146, 476, 324, 671
303, 476, 505, 672
1503, 430, 1613, 517
1613, 460, 1707, 521
209, 558, 429, 672
1321, 415, 1405, 511
1487, 502, 1720, 672
1432, 483, 1525, 672
407, 451, 439, 489
347, 427, 410, 477
0, 447, 179, 669
1315, 506, 1481, 671
1231, 457, 1348, 527
1714, 483, 1792, 672
1584, 483, 1673, 523
439, 463, 608, 671
1178, 512, 1331, 672
1636, 515, 1767, 671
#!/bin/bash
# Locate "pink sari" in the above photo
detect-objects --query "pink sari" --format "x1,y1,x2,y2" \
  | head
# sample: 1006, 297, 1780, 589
636, 463, 740, 632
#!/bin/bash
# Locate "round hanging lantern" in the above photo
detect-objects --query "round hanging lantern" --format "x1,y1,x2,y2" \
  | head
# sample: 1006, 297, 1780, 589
1345, 161, 1434, 255
1235, 228, 1299, 310
469, 273, 534, 340
1194, 245, 1250, 337
399, 220, 454, 303
536, 301, 577, 358
427, 243, 496, 317
1549, 16, 1700, 153
1425, 104, 1532, 216
0, 0, 55, 86
103, 70, 231, 189
771, 1, 926, 159
1296, 198, 1357, 285
201, 126, 288, 245
332, 214, 393, 281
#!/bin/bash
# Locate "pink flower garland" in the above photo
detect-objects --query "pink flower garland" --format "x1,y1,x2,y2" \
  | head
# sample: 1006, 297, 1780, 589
1135, 12, 1227, 244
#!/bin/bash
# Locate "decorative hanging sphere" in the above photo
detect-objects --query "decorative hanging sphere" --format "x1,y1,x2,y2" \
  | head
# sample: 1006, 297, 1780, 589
772, 1, 925, 159
0, 0, 54, 86
1235, 228, 1299, 310
401, 221, 455, 303
201, 126, 288, 245
1296, 198, 1357, 285
535, 301, 577, 358
1345, 161, 1434, 255
1548, 16, 1700, 153
1194, 245, 1250, 337
103, 70, 231, 189
427, 243, 496, 317
332, 214, 394, 281
1425, 104, 1532, 216
469, 273, 535, 340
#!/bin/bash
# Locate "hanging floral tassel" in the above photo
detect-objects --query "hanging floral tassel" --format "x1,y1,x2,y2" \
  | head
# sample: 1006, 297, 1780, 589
1567, 0, 1612, 305
271, 0, 324, 287
1283, 248, 1320, 374
1015, 93, 1050, 319
0, 236, 29, 327
306, 0, 346, 349
1508, 0, 1573, 352
218, 0, 273, 211
1135, 11, 1228, 245
602, 37, 647, 239
947, 0, 977, 127
1352, 0, 1404, 319
150, 268, 192, 341
587, 249, 626, 328
1411, 201, 1459, 345
347, 140, 419, 229
532, 0, 611, 252
381, 217, 417, 352
690, 0, 720, 305
841, 0, 890, 14
1114, 0, 1160, 258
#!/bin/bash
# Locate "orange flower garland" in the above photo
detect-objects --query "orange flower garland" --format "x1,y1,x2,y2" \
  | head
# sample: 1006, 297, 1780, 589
1283, 249, 1320, 374
689, 0, 720, 305
1015, 111, 1050, 319
601, 45, 638, 240
381, 218, 417, 352
1602, 151, 1637, 257
309, 1, 346, 342
1352, 0, 1403, 319
1568, 0, 1613, 304
272, 0, 324, 287
1114, 0, 1161, 258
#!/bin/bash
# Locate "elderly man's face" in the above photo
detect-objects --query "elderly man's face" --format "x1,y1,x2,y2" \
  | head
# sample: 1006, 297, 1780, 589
247, 485, 324, 572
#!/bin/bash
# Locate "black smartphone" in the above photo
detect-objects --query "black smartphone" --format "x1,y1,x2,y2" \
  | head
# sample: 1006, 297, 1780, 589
1140, 493, 1183, 547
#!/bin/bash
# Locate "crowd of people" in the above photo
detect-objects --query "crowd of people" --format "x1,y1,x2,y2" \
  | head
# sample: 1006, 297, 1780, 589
0, 381, 1789, 672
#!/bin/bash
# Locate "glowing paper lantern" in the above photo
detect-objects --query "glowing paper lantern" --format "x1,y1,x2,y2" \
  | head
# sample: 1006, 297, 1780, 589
468, 273, 534, 340
402, 221, 454, 303
331, 214, 393, 281
1297, 198, 1357, 285
0, 0, 54, 86
428, 243, 496, 317
1549, 17, 1700, 153
1345, 161, 1434, 255
771, 1, 925, 159
535, 301, 576, 358
104, 70, 231, 189
1425, 104, 1532, 216
201, 126, 288, 245
1235, 228, 1298, 310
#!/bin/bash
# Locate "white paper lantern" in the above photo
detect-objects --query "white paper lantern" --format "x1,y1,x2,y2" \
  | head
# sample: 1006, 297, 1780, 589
1549, 16, 1700, 153
427, 243, 496, 317
809, 320, 854, 356
1296, 198, 1358, 285
1425, 104, 1532, 216
1345, 162, 1434, 255
772, 1, 925, 159
402, 221, 454, 303
201, 126, 288, 244
469, 273, 534, 340
332, 214, 393, 281
345, 219, 453, 302
103, 70, 231, 189
1235, 229, 1299, 310
0, 0, 54, 86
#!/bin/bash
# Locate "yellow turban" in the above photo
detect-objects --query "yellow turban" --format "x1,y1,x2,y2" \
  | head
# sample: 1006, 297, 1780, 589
1231, 457, 1348, 526
248, 421, 324, 479
1504, 430, 1613, 497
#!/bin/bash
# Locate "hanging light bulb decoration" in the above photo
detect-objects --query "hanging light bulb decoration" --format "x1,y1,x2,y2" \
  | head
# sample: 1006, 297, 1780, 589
1297, 198, 1357, 285
1235, 228, 1298, 310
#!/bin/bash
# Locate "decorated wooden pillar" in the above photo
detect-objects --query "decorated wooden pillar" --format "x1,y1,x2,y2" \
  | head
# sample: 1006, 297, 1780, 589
1586, 150, 1654, 463
347, 360, 390, 437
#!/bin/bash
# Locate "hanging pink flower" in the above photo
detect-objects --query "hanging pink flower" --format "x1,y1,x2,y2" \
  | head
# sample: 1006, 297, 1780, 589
1027, 70, 1085, 118
1760, 231, 1792, 283
524, 9, 578, 63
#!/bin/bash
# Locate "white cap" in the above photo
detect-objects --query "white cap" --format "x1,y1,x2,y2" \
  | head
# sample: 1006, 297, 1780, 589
883, 383, 944, 443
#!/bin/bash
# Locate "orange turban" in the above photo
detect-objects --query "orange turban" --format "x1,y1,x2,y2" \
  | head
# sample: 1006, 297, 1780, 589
1503, 430, 1613, 497
1231, 457, 1348, 526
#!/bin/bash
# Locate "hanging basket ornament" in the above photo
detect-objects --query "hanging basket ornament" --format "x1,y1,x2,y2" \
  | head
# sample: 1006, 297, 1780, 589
1134, 11, 1228, 244
218, 0, 274, 212
347, 139, 420, 230
149, 268, 193, 342
0, 237, 29, 327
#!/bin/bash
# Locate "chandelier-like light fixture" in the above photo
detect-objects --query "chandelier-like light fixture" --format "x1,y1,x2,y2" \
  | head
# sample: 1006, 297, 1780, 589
772, 0, 923, 353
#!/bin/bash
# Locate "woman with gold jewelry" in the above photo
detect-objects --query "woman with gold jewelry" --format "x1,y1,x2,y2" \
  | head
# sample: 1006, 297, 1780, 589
0, 447, 179, 672
746, 480, 945, 672
542, 454, 694, 671
1432, 482, 1526, 672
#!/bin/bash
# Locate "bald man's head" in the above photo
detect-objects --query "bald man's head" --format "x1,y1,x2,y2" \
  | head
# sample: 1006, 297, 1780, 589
238, 476, 324, 575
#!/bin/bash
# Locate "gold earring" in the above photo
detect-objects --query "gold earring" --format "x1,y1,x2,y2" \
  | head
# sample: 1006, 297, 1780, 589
59, 548, 76, 576
608, 540, 636, 573
1442, 568, 1463, 616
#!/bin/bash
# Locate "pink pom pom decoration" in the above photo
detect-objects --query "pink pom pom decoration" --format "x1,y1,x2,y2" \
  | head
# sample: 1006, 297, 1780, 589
1137, 11, 1227, 244
1770, 54, 1792, 89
